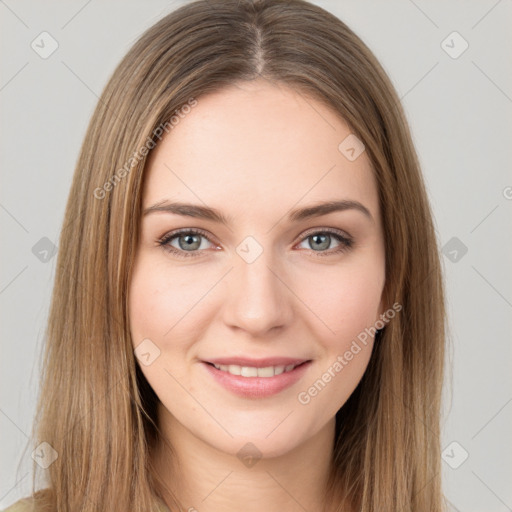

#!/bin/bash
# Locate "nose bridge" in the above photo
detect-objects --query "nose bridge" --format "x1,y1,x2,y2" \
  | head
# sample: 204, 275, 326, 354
223, 241, 292, 334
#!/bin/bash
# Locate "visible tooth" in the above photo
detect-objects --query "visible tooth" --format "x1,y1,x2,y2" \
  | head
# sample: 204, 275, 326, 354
240, 366, 258, 377
273, 365, 285, 375
257, 366, 275, 377
212, 363, 299, 377
228, 364, 241, 376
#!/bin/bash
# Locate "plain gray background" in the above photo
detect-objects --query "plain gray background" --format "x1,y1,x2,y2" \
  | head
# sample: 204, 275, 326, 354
1, 1, 511, 510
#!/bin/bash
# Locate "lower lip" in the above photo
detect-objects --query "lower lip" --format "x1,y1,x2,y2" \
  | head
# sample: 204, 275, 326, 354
202, 361, 312, 399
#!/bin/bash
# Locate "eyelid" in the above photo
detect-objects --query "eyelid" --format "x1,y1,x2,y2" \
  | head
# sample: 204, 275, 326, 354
296, 226, 352, 244
157, 227, 219, 250
157, 226, 353, 258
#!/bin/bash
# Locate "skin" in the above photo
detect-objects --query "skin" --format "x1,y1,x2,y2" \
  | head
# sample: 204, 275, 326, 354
129, 78, 386, 512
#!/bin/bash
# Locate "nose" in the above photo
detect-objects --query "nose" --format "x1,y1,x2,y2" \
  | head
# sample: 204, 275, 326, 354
221, 249, 294, 337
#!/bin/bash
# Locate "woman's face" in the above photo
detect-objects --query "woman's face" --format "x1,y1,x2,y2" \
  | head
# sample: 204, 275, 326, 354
129, 79, 386, 459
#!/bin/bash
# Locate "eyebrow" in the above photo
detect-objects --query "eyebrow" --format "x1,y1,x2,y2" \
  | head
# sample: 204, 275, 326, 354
142, 199, 373, 224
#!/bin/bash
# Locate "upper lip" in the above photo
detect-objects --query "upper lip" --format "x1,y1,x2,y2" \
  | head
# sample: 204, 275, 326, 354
204, 357, 310, 368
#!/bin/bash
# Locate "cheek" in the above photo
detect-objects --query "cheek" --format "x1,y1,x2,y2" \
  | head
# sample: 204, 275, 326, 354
298, 259, 384, 347
129, 269, 172, 349
295, 264, 381, 416
129, 259, 208, 346
128, 260, 209, 400
303, 260, 384, 413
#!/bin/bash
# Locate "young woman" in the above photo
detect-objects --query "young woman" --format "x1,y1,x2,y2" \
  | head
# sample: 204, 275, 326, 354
4, 0, 448, 510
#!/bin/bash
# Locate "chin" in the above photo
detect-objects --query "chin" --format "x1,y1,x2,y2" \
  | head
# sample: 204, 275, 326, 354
196, 411, 327, 461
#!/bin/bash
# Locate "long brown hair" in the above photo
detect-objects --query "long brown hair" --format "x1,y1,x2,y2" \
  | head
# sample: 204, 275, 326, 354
20, 0, 448, 510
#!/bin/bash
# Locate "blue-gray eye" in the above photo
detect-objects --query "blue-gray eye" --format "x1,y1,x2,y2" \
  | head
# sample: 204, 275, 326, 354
297, 230, 353, 255
158, 228, 353, 259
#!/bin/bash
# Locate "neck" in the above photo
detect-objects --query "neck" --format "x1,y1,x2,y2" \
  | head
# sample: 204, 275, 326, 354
153, 403, 339, 512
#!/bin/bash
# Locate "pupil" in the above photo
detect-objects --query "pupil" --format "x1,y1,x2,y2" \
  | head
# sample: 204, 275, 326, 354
180, 234, 200, 250
311, 233, 329, 251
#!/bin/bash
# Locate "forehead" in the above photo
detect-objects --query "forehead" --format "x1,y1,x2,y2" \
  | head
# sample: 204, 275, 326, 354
143, 80, 379, 220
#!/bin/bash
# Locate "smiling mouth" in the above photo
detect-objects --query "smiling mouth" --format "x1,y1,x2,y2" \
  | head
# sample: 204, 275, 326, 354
206, 361, 308, 378
202, 359, 312, 398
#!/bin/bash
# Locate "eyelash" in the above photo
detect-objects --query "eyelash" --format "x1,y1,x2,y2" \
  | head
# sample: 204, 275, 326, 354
156, 227, 354, 259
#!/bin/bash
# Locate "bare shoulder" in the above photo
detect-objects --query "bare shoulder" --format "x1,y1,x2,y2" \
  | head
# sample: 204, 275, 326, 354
2, 496, 169, 512
1, 498, 36, 512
